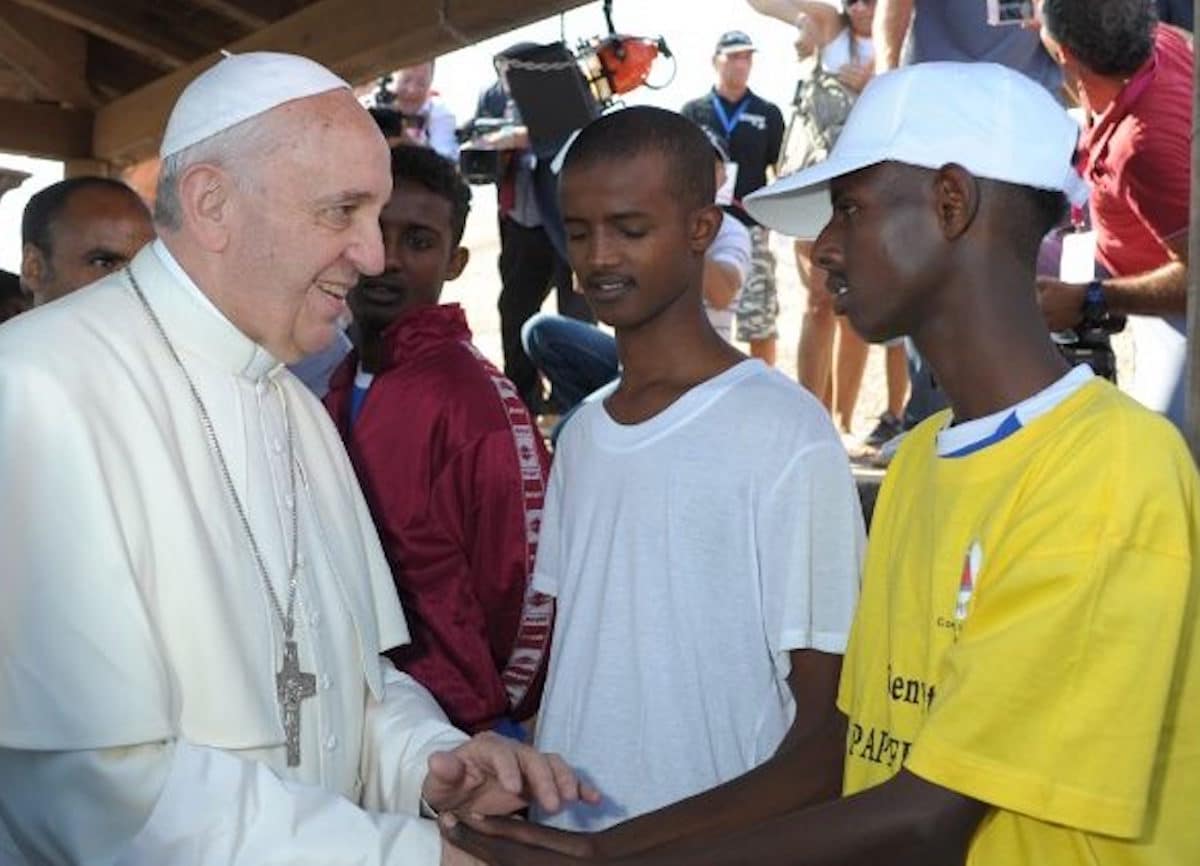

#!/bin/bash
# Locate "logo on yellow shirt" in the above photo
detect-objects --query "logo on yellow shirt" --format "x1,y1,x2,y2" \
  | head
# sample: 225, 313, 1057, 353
954, 541, 983, 622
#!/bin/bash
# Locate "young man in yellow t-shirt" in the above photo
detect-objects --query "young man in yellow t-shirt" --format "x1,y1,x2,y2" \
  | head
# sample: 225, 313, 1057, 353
438, 59, 1199, 866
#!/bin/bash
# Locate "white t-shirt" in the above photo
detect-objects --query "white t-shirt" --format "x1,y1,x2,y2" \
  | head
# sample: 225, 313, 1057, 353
705, 213, 752, 341
1128, 313, 1187, 428
820, 29, 874, 72
532, 359, 864, 830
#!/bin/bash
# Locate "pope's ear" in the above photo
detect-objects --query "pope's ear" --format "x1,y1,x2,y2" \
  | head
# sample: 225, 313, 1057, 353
176, 164, 234, 252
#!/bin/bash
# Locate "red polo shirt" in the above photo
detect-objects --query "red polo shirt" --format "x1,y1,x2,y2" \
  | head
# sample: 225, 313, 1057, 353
1083, 25, 1192, 278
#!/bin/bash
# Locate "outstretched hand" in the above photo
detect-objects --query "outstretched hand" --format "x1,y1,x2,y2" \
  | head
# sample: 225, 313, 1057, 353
422, 732, 603, 817
441, 812, 602, 866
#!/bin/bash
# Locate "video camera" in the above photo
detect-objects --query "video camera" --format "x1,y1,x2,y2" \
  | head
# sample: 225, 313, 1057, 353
1054, 310, 1126, 383
458, 0, 674, 184
456, 117, 517, 185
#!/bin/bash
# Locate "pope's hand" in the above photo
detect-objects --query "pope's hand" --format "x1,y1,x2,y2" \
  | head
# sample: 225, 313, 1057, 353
422, 731, 602, 817
440, 812, 601, 865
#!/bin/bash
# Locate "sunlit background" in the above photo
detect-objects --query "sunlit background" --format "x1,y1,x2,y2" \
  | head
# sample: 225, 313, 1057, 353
0, 0, 807, 271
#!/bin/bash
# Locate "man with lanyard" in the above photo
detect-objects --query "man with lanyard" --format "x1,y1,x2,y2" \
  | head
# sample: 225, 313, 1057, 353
683, 31, 786, 366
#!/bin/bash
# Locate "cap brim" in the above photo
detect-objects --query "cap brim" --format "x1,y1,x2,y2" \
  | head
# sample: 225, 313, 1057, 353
716, 45, 756, 55
744, 153, 880, 239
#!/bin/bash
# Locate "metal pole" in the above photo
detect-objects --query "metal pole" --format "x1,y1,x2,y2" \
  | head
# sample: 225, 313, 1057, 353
1187, 0, 1200, 460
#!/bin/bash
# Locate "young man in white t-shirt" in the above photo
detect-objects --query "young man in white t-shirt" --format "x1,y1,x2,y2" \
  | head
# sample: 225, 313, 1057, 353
517, 106, 864, 844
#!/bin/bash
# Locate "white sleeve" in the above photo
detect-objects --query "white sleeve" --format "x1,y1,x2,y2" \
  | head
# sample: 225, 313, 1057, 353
530, 456, 565, 598
360, 661, 469, 814
427, 102, 461, 161
0, 740, 443, 866
706, 215, 752, 285
761, 441, 864, 659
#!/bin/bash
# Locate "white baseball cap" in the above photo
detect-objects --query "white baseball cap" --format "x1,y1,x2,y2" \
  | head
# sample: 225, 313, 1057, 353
745, 62, 1089, 239
160, 52, 349, 158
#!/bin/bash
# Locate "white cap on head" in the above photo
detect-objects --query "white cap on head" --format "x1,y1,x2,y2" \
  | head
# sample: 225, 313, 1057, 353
160, 51, 349, 159
745, 62, 1089, 239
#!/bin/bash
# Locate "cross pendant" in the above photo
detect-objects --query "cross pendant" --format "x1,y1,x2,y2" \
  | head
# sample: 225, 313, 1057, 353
276, 639, 317, 767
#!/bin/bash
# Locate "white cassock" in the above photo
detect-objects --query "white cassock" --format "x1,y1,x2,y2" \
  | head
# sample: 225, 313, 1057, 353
0, 241, 467, 865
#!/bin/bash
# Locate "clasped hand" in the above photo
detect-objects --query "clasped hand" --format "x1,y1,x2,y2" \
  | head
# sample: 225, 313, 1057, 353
423, 731, 601, 820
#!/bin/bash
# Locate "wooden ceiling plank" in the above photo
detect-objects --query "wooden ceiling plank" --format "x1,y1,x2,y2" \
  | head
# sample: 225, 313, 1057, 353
0, 1, 93, 106
93, 0, 593, 164
7, 0, 196, 68
186, 0, 272, 30
0, 97, 93, 159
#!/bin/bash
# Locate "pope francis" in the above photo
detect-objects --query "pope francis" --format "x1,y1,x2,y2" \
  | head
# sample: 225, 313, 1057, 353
0, 52, 594, 865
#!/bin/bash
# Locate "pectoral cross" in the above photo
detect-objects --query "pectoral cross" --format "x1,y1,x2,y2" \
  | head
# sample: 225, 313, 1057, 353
276, 639, 317, 767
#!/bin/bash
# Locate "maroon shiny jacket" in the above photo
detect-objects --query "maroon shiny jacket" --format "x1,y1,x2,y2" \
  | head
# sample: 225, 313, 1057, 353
325, 303, 553, 732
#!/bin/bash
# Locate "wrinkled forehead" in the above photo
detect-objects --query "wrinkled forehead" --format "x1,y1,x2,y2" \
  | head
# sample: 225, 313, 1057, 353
253, 95, 390, 199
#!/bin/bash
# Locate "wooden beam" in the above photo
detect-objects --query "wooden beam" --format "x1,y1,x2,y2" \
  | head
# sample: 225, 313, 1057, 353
0, 66, 37, 100
0, 97, 93, 159
0, 0, 94, 107
86, 36, 164, 99
93, 0, 592, 165
64, 158, 112, 178
186, 0, 274, 30
6, 0, 194, 68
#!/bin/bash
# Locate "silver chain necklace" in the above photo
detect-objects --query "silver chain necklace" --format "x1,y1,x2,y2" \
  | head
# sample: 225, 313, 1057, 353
127, 267, 315, 767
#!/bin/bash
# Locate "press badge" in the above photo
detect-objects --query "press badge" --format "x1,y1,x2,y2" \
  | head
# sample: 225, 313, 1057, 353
1059, 229, 1097, 282
716, 162, 739, 206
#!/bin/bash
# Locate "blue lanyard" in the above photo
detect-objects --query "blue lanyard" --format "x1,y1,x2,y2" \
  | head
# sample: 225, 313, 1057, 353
710, 92, 750, 138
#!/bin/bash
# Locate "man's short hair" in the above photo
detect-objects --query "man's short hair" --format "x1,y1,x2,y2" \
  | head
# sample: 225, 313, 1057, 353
388, 145, 472, 247
21, 177, 146, 253
1042, 0, 1157, 77
561, 106, 716, 212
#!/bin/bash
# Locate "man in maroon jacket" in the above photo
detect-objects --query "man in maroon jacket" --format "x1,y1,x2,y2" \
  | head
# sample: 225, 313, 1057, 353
325, 145, 553, 736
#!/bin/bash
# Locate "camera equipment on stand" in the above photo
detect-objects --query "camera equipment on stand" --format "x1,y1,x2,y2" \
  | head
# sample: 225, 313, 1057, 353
455, 118, 514, 184
373, 73, 395, 107
1049, 209, 1124, 383
457, 0, 675, 180
1051, 282, 1126, 383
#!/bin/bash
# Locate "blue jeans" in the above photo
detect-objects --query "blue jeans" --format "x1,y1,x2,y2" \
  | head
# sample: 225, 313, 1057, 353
521, 313, 619, 413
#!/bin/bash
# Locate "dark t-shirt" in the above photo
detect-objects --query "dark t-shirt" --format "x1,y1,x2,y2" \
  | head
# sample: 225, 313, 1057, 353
682, 88, 785, 227
1157, 0, 1194, 30
909, 0, 1061, 93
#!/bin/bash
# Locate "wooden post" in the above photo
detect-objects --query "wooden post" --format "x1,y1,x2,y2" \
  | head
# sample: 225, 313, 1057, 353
63, 159, 110, 178
1189, 0, 1200, 460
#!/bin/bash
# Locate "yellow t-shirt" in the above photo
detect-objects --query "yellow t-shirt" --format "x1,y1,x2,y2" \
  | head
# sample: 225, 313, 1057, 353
838, 379, 1200, 865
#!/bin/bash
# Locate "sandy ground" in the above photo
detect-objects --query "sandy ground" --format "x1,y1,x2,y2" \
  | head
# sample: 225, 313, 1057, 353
443, 184, 1134, 440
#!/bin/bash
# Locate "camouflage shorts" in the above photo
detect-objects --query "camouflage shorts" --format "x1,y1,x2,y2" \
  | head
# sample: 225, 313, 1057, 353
735, 226, 779, 342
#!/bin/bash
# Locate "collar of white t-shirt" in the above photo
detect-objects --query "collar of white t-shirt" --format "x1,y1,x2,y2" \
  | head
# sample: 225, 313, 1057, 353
588, 358, 768, 451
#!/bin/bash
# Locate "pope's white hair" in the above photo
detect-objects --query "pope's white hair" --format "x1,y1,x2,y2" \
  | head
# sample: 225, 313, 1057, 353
154, 112, 284, 231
